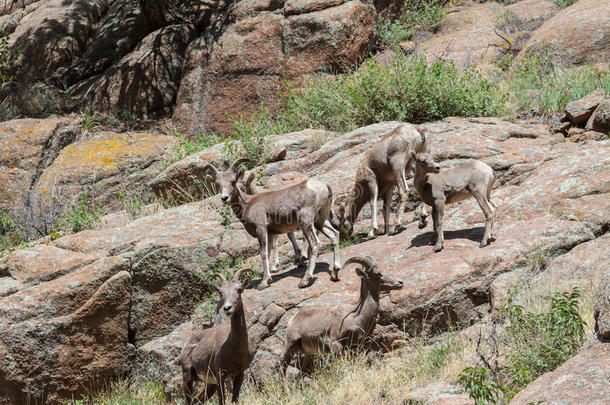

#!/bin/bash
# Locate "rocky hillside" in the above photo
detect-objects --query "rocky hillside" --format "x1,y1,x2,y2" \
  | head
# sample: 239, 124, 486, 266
1, 115, 609, 403
0, 0, 609, 403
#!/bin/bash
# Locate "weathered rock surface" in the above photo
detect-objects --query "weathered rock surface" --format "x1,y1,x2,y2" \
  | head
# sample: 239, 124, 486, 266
595, 270, 610, 340
587, 99, 610, 134
520, 0, 610, 66
511, 338, 610, 404
1, 117, 609, 402
419, 0, 559, 67
564, 88, 607, 125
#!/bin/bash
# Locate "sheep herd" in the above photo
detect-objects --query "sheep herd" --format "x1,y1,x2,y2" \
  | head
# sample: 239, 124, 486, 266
178, 124, 498, 404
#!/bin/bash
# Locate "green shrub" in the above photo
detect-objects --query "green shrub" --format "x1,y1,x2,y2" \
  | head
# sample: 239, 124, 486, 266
280, 54, 504, 132
378, 0, 446, 47
502, 52, 610, 114
224, 105, 290, 165
458, 367, 508, 405
58, 193, 102, 233
80, 108, 101, 130
0, 34, 19, 84
553, 0, 577, 8
0, 209, 21, 251
164, 130, 221, 168
502, 288, 586, 390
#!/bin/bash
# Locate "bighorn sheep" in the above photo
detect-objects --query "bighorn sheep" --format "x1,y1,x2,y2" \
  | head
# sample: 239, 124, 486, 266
178, 268, 253, 404
242, 172, 306, 272
339, 124, 427, 237
204, 159, 341, 289
282, 256, 404, 372
411, 152, 497, 252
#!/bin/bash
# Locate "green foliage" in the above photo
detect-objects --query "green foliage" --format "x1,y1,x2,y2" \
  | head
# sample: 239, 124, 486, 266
553, 0, 577, 8
378, 0, 446, 47
117, 189, 144, 219
0, 208, 21, 252
458, 367, 508, 405
502, 288, 586, 390
164, 130, 221, 168
70, 378, 166, 404
224, 105, 290, 165
58, 193, 102, 234
0, 34, 19, 83
281, 55, 504, 132
80, 109, 101, 130
502, 52, 610, 114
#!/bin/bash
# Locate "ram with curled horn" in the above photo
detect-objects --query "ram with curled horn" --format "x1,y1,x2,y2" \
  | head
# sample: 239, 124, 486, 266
177, 267, 255, 404
204, 158, 341, 289
282, 256, 404, 373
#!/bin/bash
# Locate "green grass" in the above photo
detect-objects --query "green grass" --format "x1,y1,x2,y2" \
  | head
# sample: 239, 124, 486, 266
500, 52, 610, 115
378, 0, 446, 47
0, 208, 22, 252
57, 192, 102, 234
553, 0, 577, 8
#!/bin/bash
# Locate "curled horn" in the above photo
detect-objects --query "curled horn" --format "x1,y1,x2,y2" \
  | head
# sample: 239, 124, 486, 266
203, 163, 220, 176
344, 256, 377, 272
213, 272, 226, 283
230, 158, 253, 173
233, 267, 254, 281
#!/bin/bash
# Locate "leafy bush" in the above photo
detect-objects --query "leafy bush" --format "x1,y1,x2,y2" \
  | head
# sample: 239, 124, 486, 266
458, 367, 508, 405
117, 188, 144, 219
378, 0, 446, 47
280, 55, 504, 132
553, 0, 577, 8
502, 288, 586, 389
0, 209, 21, 251
58, 193, 102, 233
459, 288, 586, 402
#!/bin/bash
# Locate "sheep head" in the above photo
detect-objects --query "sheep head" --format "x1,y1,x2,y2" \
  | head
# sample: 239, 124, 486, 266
204, 158, 253, 203
344, 256, 404, 292
213, 268, 255, 316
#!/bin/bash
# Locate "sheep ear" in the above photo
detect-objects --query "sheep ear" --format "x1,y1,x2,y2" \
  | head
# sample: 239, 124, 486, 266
355, 267, 368, 279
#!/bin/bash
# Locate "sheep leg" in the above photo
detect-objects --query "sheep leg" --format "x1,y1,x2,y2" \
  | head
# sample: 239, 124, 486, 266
200, 384, 217, 403
257, 227, 272, 289
330, 341, 344, 356
288, 232, 306, 266
299, 222, 319, 288
231, 372, 244, 403
383, 188, 392, 235
416, 203, 429, 229
472, 191, 495, 248
391, 158, 409, 232
282, 341, 299, 374
319, 219, 341, 281
183, 374, 195, 405
368, 179, 379, 238
432, 201, 445, 252
269, 234, 279, 273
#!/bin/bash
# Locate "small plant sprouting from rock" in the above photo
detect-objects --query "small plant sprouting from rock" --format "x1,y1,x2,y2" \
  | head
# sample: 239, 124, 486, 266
80, 108, 101, 130
0, 208, 22, 252
0, 34, 19, 84
117, 188, 144, 219
164, 130, 221, 168
57, 192, 102, 234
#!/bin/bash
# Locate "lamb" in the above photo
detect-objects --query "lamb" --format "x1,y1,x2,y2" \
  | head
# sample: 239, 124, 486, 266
411, 152, 497, 252
204, 159, 341, 289
242, 171, 306, 272
282, 256, 404, 373
177, 268, 254, 404
338, 124, 427, 237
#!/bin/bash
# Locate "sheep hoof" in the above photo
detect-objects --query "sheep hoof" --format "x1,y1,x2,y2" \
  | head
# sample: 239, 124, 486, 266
479, 240, 489, 248
367, 229, 377, 238
298, 276, 314, 288
330, 270, 340, 282
418, 220, 427, 229
433, 244, 443, 252
259, 279, 270, 289
296, 256, 306, 266
271, 267, 279, 273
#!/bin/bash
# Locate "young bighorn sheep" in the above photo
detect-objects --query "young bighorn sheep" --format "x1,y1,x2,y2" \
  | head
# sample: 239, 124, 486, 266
339, 124, 427, 237
204, 159, 341, 289
282, 256, 404, 372
178, 268, 254, 404
242, 171, 306, 272
411, 152, 497, 252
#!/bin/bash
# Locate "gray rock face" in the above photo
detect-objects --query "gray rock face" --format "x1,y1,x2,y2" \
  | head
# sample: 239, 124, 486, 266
595, 270, 610, 340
